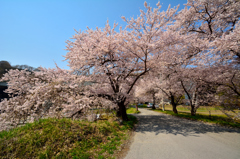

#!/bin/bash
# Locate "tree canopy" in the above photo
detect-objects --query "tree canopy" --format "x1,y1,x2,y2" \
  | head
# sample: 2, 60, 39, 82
0, 0, 239, 131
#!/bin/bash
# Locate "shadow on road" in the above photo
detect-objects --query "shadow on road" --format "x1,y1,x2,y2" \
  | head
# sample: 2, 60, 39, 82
133, 114, 240, 137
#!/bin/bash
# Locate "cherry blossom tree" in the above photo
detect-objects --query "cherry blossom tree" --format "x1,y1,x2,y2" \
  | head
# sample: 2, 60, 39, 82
174, 0, 240, 69
176, 0, 240, 55
177, 67, 217, 115
0, 2, 181, 131
134, 76, 161, 109
198, 65, 240, 120
65, 2, 179, 120
167, 0, 240, 117
0, 66, 107, 131
154, 70, 184, 114
2, 0, 238, 130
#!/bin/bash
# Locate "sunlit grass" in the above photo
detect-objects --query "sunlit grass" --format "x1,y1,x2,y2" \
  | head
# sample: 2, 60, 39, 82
127, 107, 141, 114
153, 109, 240, 128
0, 115, 137, 159
162, 105, 231, 116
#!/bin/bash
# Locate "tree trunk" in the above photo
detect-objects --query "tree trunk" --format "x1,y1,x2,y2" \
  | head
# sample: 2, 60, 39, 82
135, 103, 138, 111
190, 105, 196, 116
170, 95, 178, 114
190, 89, 197, 116
152, 93, 156, 109
162, 95, 165, 111
117, 101, 129, 121
172, 103, 178, 114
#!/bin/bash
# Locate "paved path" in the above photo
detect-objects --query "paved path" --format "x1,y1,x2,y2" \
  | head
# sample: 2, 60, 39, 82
124, 108, 240, 159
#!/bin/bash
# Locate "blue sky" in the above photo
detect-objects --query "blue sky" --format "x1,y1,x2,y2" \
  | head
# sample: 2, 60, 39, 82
0, 0, 187, 69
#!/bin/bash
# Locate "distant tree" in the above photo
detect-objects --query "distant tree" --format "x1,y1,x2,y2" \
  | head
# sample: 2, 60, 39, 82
13, 64, 37, 72
134, 74, 162, 109
176, 67, 217, 116
0, 61, 38, 78
0, 61, 11, 69
0, 61, 13, 78
158, 73, 184, 114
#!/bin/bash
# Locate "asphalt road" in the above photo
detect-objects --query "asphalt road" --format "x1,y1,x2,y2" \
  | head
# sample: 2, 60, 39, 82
124, 108, 240, 159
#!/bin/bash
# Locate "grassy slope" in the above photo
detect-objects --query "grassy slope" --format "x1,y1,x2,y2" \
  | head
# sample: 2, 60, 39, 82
0, 115, 137, 159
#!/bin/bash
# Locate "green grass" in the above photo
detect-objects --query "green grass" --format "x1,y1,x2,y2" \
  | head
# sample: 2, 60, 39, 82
160, 105, 238, 116
129, 104, 148, 108
153, 109, 240, 128
136, 104, 148, 108
0, 115, 137, 159
126, 107, 141, 114
160, 105, 222, 114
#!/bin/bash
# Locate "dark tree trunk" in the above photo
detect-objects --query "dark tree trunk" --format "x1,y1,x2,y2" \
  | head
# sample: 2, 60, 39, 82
190, 105, 196, 116
135, 103, 138, 111
170, 95, 178, 114
117, 101, 129, 121
172, 103, 178, 114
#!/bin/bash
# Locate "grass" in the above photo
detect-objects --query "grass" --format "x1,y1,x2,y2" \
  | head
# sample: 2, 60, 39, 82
126, 107, 141, 114
153, 109, 240, 128
129, 104, 148, 108
160, 104, 240, 116
162, 104, 218, 111
136, 104, 148, 108
0, 115, 137, 159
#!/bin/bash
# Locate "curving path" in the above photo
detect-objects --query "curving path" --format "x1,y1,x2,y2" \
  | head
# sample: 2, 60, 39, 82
124, 108, 240, 159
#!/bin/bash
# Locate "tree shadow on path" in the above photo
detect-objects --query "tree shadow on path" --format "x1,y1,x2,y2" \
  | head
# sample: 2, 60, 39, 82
133, 113, 240, 137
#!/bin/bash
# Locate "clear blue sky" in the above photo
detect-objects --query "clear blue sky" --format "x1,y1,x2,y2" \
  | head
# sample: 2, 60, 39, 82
0, 0, 187, 69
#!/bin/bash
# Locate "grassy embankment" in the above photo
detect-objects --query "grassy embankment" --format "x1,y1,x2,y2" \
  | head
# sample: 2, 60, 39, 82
0, 115, 137, 159
153, 105, 240, 128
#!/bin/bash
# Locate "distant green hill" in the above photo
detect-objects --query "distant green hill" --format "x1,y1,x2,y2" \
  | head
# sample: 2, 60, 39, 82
0, 61, 13, 78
